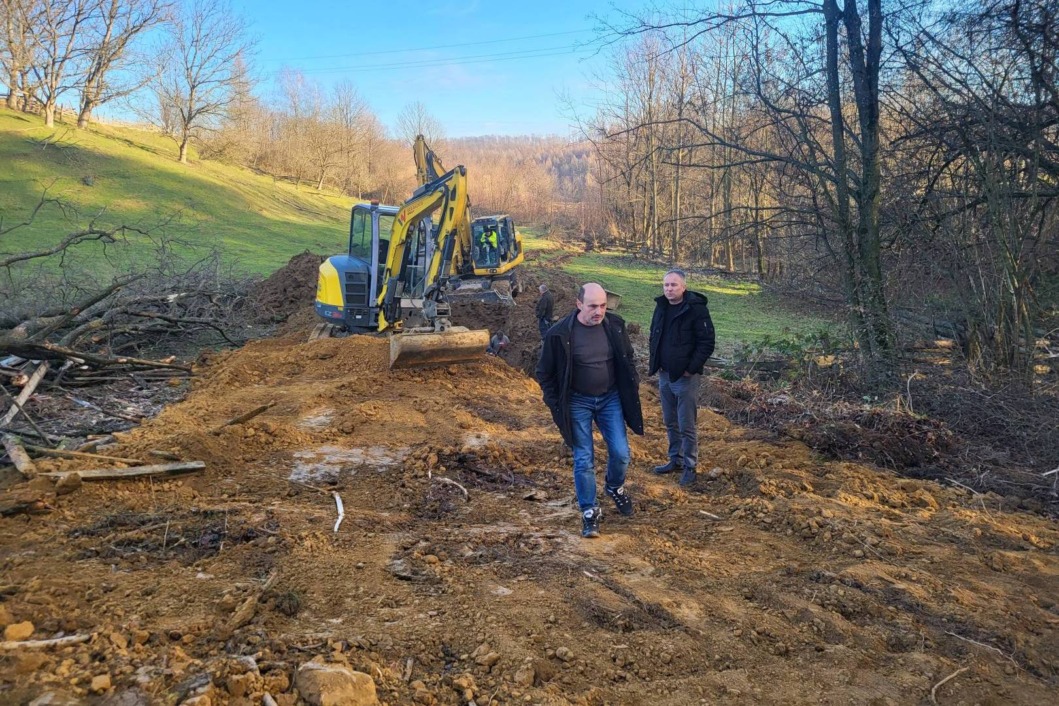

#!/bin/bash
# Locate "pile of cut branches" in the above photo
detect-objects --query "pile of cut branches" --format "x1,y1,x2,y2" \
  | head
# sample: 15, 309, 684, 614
0, 203, 258, 485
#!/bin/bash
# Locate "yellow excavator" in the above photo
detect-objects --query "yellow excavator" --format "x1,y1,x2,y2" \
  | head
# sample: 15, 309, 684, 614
313, 165, 490, 368
413, 135, 524, 304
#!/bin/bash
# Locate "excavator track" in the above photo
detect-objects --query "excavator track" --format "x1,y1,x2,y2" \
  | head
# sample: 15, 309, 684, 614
308, 323, 338, 342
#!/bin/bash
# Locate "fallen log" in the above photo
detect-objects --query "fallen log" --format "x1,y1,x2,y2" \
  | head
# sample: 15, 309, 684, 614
0, 385, 52, 446
24, 444, 144, 465
40, 461, 205, 481
1, 434, 36, 477
0, 361, 49, 426
0, 341, 191, 372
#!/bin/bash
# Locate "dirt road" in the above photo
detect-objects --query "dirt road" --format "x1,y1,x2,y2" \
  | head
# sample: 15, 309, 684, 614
1, 274, 1057, 705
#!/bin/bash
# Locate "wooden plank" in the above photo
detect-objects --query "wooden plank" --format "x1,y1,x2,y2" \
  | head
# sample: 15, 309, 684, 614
24, 445, 144, 465
0, 362, 49, 426
1, 434, 36, 477
40, 461, 205, 481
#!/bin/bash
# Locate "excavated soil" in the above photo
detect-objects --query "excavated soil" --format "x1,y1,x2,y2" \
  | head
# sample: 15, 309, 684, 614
1, 261, 1058, 706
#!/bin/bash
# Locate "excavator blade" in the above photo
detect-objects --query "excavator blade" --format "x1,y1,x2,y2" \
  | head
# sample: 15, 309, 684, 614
389, 326, 490, 369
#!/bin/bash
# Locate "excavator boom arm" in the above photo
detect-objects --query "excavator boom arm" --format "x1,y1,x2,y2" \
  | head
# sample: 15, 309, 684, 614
377, 166, 469, 329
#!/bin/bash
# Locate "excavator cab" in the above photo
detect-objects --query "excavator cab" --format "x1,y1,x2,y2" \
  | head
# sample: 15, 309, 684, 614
315, 202, 400, 332
470, 215, 519, 271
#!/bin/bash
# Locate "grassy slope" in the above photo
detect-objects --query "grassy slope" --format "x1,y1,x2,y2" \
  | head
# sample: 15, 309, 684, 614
0, 109, 353, 276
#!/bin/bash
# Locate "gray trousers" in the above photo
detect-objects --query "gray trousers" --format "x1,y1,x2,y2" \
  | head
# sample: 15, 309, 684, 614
658, 371, 700, 469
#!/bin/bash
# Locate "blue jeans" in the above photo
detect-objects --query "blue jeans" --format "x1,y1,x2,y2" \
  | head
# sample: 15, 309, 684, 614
658, 371, 701, 469
569, 389, 630, 510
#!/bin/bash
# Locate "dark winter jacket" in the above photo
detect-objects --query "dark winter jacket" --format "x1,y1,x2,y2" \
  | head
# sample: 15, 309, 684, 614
535, 311, 644, 446
535, 290, 554, 321
648, 290, 716, 378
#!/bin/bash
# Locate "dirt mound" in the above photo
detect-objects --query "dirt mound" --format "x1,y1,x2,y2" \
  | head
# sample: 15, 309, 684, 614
704, 375, 1058, 514
2, 262, 1058, 705
450, 265, 583, 376
249, 251, 326, 323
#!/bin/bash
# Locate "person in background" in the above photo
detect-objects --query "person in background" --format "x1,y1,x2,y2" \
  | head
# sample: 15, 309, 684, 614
486, 330, 510, 356
648, 269, 715, 487
535, 283, 554, 339
536, 283, 643, 538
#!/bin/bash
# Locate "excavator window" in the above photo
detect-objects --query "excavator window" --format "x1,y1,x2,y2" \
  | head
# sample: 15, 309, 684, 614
349, 208, 371, 258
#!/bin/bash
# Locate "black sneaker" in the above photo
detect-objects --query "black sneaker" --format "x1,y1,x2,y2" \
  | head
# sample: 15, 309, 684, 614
678, 467, 697, 487
581, 507, 601, 538
652, 460, 682, 475
605, 485, 635, 517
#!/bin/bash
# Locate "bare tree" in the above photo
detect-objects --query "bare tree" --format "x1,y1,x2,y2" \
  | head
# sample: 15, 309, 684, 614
24, 0, 95, 127
76, 0, 168, 128
395, 100, 445, 149
152, 0, 252, 163
324, 79, 368, 190
594, 1, 896, 375
892, 0, 1059, 377
0, 0, 39, 110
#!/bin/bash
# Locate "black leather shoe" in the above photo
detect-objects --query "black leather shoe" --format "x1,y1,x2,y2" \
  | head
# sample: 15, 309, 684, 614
652, 460, 682, 475
678, 467, 697, 487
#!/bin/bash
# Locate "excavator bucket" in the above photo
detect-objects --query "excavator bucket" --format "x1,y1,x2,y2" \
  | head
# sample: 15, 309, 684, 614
389, 326, 491, 369
446, 278, 516, 306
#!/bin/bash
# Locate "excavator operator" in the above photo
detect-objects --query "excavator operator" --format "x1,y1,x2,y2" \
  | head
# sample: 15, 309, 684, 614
479, 226, 499, 266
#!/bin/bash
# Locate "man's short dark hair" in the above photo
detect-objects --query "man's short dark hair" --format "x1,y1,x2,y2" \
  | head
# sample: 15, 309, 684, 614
665, 269, 687, 282
577, 285, 586, 302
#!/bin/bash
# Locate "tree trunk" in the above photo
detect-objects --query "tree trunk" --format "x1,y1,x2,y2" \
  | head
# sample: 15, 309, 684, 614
844, 0, 893, 365
753, 185, 765, 276
823, 0, 870, 357
5, 69, 17, 109
77, 93, 96, 128
179, 136, 190, 163
43, 102, 56, 127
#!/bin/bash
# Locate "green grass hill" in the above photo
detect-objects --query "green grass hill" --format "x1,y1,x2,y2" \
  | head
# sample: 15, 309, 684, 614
0, 109, 353, 276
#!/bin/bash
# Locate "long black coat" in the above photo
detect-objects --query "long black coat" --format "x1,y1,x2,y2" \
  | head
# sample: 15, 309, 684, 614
648, 290, 716, 378
535, 311, 644, 446
535, 290, 554, 320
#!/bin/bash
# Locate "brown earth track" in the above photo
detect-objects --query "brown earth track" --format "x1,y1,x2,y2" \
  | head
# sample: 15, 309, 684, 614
1, 259, 1057, 706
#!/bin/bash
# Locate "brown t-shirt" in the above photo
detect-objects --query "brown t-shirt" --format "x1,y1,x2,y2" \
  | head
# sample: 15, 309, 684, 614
570, 319, 615, 396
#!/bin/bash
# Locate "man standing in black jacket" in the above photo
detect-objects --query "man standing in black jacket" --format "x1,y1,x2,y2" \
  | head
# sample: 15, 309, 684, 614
648, 269, 715, 487
536, 283, 644, 538
535, 283, 554, 338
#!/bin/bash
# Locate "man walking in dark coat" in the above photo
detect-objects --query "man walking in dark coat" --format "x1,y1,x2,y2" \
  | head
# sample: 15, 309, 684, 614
648, 269, 715, 487
535, 283, 554, 338
536, 282, 644, 538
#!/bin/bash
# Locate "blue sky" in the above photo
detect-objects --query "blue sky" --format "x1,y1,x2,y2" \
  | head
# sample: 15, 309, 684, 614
234, 0, 627, 138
